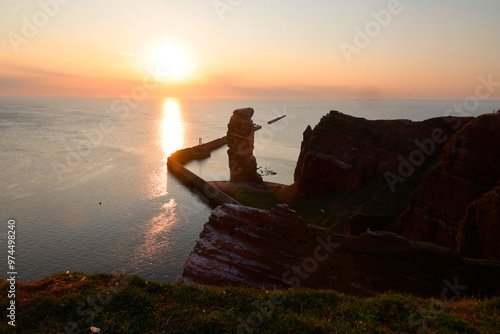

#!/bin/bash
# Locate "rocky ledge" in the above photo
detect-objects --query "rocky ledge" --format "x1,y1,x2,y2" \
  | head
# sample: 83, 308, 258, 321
398, 114, 500, 257
294, 110, 472, 200
292, 111, 499, 261
178, 204, 500, 298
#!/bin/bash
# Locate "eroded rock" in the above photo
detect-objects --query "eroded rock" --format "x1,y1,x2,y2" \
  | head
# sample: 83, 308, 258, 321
294, 111, 470, 200
178, 204, 500, 297
227, 108, 263, 183
398, 114, 500, 250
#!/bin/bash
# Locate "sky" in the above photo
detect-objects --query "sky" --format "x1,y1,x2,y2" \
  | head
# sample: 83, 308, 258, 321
1, 0, 500, 99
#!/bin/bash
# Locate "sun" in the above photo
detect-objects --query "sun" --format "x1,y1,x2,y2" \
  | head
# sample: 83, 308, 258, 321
147, 38, 197, 83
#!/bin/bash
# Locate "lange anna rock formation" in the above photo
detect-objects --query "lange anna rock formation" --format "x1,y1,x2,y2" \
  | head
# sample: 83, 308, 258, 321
227, 108, 263, 183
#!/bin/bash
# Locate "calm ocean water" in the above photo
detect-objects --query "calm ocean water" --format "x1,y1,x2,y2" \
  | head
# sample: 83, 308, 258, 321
1, 97, 498, 282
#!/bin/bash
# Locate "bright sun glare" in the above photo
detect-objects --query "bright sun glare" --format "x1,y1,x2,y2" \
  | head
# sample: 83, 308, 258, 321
148, 39, 197, 83
160, 98, 184, 160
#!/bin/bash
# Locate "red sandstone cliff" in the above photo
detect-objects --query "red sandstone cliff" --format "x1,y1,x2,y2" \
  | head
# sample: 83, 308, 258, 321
227, 108, 263, 183
177, 111, 500, 295
294, 111, 471, 200
457, 184, 500, 261
398, 114, 500, 257
292, 111, 498, 260
178, 204, 500, 297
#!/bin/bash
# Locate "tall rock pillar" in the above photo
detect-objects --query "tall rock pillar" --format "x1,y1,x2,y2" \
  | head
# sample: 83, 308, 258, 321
227, 108, 263, 183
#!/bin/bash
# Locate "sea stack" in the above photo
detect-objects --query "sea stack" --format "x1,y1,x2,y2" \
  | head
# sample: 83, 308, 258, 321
227, 108, 263, 183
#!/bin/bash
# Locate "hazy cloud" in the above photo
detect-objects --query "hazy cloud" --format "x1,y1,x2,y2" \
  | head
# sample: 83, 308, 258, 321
3, 64, 77, 79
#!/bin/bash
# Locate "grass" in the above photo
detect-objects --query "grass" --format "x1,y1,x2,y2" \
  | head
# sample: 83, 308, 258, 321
226, 188, 282, 210
1, 272, 498, 333
226, 155, 437, 234
289, 168, 427, 234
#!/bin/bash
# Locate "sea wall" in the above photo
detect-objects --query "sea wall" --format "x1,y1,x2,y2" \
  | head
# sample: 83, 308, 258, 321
167, 135, 241, 206
169, 137, 227, 165
166, 158, 241, 206
167, 121, 263, 206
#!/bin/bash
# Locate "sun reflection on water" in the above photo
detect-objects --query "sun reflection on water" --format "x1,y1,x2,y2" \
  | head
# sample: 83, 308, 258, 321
132, 198, 179, 274
160, 98, 185, 161
147, 98, 185, 199
138, 99, 186, 273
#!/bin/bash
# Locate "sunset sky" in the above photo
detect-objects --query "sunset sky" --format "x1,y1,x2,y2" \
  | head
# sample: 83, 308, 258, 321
1, 0, 500, 99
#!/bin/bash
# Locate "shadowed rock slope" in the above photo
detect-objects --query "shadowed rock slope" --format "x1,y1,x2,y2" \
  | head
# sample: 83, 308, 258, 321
294, 110, 471, 200
398, 114, 500, 258
291, 111, 498, 260
178, 204, 500, 297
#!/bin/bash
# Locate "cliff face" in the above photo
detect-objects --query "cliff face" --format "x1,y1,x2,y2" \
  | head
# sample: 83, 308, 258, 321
178, 204, 500, 297
177, 112, 500, 295
457, 184, 500, 261
398, 115, 500, 255
292, 111, 499, 260
294, 111, 470, 200
227, 108, 263, 183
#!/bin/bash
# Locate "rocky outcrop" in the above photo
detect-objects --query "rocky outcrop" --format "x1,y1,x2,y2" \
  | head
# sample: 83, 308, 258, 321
227, 108, 263, 183
294, 111, 471, 200
344, 213, 387, 236
457, 184, 500, 261
398, 115, 500, 251
178, 204, 500, 297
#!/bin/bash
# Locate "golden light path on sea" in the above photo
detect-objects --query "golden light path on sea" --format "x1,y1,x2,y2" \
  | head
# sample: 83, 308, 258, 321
160, 97, 185, 161
145, 97, 185, 199
137, 98, 186, 265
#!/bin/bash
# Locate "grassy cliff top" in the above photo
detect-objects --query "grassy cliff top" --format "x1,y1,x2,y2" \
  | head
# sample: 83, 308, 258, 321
1, 272, 498, 333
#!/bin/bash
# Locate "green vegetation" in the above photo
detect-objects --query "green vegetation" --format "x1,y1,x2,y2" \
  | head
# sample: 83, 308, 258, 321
226, 188, 282, 210
229, 157, 436, 234
1, 273, 498, 333
290, 168, 429, 234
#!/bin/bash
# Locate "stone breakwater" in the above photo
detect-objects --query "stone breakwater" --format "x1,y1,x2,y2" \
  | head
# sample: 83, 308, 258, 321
167, 133, 242, 206
167, 108, 264, 206
166, 158, 241, 206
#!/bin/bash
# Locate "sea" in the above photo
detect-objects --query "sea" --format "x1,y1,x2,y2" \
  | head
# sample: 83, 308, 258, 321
1, 97, 498, 283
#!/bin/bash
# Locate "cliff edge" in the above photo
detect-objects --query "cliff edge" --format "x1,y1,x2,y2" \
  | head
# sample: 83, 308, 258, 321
398, 114, 500, 257
178, 204, 500, 297
292, 111, 498, 260
294, 111, 471, 200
